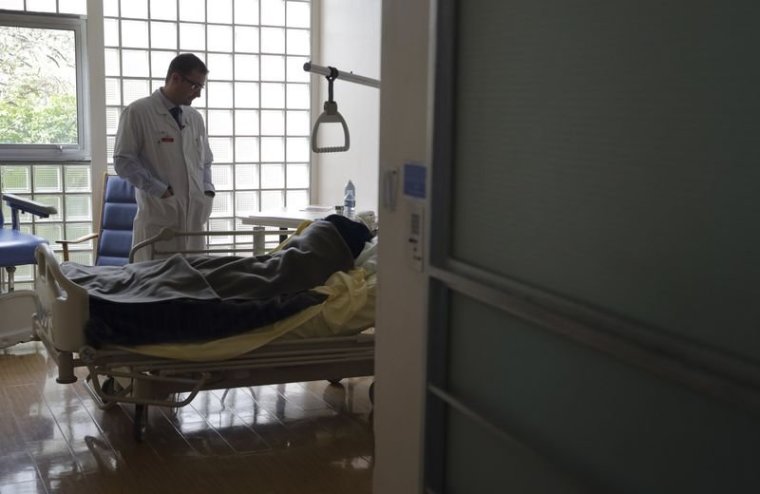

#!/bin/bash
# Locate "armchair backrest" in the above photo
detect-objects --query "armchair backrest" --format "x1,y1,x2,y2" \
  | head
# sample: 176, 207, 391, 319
96, 175, 137, 266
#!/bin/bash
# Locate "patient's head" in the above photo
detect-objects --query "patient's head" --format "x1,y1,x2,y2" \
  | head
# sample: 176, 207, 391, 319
321, 214, 373, 258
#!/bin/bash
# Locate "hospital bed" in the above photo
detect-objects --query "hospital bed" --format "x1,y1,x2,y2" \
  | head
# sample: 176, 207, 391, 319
33, 224, 377, 440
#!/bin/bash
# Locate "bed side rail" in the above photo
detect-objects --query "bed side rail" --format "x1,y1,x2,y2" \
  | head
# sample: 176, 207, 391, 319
129, 228, 297, 262
34, 243, 89, 353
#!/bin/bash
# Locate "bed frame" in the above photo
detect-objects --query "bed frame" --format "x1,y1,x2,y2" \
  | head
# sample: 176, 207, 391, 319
33, 228, 375, 440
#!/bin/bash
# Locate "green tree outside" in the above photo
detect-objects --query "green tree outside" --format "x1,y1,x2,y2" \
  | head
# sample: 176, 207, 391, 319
0, 25, 78, 145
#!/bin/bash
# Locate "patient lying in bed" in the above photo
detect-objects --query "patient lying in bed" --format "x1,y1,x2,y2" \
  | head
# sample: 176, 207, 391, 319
61, 215, 373, 347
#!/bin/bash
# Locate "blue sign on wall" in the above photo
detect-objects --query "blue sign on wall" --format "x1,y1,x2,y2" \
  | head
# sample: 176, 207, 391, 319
403, 162, 426, 199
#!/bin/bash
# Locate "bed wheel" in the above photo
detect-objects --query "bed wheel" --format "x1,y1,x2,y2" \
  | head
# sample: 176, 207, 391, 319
328, 379, 342, 385
85, 374, 120, 410
99, 377, 120, 410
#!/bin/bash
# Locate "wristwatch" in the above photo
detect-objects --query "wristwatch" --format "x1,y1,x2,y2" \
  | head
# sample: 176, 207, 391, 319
204, 190, 215, 197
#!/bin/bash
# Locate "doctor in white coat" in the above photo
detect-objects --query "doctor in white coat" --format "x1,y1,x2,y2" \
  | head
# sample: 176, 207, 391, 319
114, 53, 215, 262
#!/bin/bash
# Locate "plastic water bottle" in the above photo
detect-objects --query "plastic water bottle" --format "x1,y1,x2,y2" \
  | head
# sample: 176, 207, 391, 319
343, 180, 356, 218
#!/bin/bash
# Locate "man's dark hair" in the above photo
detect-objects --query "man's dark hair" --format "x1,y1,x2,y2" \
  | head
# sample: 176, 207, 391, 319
165, 53, 209, 83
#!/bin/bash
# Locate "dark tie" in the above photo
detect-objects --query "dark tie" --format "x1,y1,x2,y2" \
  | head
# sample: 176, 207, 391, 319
169, 106, 183, 128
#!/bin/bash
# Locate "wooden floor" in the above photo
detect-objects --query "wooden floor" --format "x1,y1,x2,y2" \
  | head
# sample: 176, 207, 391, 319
0, 341, 375, 494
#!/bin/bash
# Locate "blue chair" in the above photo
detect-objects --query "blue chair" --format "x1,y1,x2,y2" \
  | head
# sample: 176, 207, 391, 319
0, 193, 57, 292
57, 174, 137, 266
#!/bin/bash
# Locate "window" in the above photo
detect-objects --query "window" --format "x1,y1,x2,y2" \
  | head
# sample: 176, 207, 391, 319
0, 10, 90, 161
104, 0, 312, 249
1, 3, 92, 289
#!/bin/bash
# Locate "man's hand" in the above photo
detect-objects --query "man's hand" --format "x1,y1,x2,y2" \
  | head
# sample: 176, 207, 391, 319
161, 186, 173, 198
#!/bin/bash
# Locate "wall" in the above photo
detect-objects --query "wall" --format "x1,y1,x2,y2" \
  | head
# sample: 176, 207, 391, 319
314, 0, 381, 212
373, 0, 432, 492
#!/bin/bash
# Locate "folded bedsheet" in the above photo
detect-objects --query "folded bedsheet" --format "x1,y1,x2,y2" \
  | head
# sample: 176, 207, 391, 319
60, 221, 356, 346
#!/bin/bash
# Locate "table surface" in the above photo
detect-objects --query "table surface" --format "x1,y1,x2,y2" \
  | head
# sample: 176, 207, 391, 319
240, 206, 336, 228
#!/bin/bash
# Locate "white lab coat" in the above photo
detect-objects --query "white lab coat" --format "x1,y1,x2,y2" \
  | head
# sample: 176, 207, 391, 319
114, 90, 214, 262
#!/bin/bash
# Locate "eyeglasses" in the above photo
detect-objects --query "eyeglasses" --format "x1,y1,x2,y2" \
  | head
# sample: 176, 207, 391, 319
180, 74, 205, 91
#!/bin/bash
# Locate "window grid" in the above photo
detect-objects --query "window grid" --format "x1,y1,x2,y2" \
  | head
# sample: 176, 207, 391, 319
0, 0, 93, 285
105, 0, 312, 248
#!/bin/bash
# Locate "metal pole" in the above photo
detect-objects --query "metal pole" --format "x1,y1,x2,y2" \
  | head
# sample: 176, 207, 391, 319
303, 61, 381, 89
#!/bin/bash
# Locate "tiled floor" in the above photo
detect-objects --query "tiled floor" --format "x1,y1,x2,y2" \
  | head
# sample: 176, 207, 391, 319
0, 341, 374, 494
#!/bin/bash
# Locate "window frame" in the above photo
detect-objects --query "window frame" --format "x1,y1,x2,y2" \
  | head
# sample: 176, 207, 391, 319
0, 10, 90, 162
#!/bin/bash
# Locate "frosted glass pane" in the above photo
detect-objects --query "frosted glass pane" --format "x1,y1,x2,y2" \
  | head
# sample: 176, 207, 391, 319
150, 0, 176, 20
65, 195, 91, 221
235, 191, 259, 214
33, 166, 61, 193
151, 51, 176, 79
123, 79, 150, 105
450, 1, 760, 362
235, 110, 259, 135
179, 0, 205, 22
2, 166, 30, 193
261, 190, 284, 210
103, 0, 118, 16
212, 164, 234, 189
286, 189, 308, 209
261, 164, 284, 189
121, 20, 149, 48
120, 0, 147, 18
106, 136, 115, 163
208, 25, 234, 52
151, 22, 177, 50
207, 82, 233, 108
122, 50, 150, 77
235, 82, 259, 108
286, 110, 309, 135
286, 137, 309, 162
235, 137, 260, 162
235, 26, 259, 53
286, 56, 309, 82
106, 107, 121, 135
261, 55, 285, 81
207, 54, 233, 80
26, 0, 55, 12
209, 138, 234, 163
207, 0, 232, 24
64, 166, 91, 193
180, 23, 205, 51
287, 2, 309, 28
261, 110, 284, 135
0, 0, 23, 9
36, 224, 64, 245
32, 195, 61, 222
234, 0, 259, 24
261, 137, 283, 162
104, 19, 120, 47
105, 78, 121, 105
286, 29, 309, 56
193, 89, 207, 108
151, 78, 164, 93
236, 164, 259, 189
287, 163, 309, 188
58, 0, 86, 14
261, 83, 284, 108
261, 0, 285, 26
261, 27, 285, 53
211, 191, 232, 217
235, 55, 259, 81
208, 218, 233, 233
207, 110, 234, 136
104, 49, 121, 76
286, 84, 309, 109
